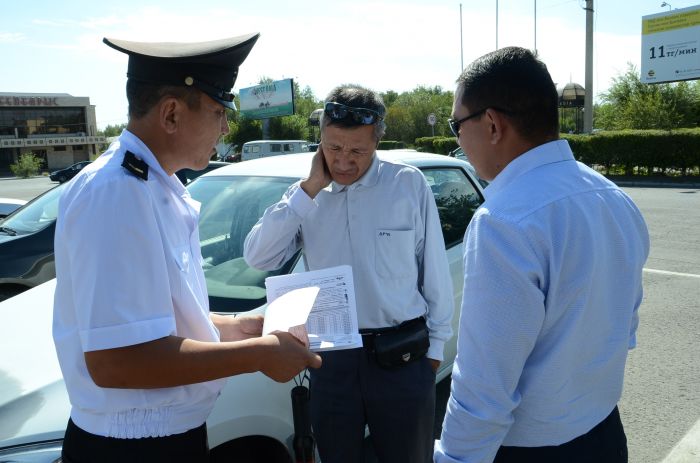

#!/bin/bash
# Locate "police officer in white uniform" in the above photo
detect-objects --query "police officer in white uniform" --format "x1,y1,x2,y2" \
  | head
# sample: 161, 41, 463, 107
52, 34, 322, 463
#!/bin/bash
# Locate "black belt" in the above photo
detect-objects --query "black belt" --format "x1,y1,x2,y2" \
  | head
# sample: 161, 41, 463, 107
360, 316, 425, 352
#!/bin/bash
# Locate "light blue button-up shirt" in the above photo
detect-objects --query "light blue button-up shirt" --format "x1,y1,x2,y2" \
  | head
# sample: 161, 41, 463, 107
244, 154, 453, 361
435, 140, 649, 462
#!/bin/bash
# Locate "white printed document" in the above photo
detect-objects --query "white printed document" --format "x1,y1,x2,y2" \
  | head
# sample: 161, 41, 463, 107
263, 265, 363, 352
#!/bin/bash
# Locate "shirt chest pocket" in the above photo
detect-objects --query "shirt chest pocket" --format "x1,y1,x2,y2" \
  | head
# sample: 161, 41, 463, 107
375, 229, 417, 279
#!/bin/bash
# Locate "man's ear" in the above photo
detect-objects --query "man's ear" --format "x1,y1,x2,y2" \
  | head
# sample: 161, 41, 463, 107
159, 97, 180, 134
485, 108, 505, 145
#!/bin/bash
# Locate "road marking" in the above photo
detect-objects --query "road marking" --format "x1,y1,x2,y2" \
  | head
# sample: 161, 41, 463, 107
644, 268, 700, 279
661, 417, 700, 463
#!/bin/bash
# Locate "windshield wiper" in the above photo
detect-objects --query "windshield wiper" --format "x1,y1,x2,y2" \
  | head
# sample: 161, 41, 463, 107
0, 226, 17, 236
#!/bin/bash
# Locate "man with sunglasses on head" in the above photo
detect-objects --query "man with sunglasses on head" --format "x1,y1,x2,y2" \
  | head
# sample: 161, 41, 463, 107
434, 47, 649, 463
244, 84, 453, 463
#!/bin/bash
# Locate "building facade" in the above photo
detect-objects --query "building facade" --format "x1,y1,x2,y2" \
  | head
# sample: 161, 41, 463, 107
0, 92, 106, 171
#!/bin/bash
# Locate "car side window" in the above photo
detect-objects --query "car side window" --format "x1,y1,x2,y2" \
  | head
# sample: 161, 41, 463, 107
421, 167, 483, 249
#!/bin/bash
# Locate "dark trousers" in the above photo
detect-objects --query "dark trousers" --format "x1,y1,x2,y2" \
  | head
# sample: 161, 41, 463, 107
494, 406, 628, 463
61, 418, 209, 463
309, 347, 436, 463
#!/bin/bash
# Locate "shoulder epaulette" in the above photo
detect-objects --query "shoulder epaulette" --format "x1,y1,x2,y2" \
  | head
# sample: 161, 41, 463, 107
121, 151, 149, 180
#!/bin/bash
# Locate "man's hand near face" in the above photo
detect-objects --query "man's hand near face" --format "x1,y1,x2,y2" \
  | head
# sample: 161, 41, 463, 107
300, 147, 332, 199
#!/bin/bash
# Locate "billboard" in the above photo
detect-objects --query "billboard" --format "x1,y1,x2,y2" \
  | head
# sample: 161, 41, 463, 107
239, 78, 295, 119
641, 5, 700, 84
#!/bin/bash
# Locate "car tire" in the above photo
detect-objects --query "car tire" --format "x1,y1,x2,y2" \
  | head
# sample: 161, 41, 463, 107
58, 175, 67, 183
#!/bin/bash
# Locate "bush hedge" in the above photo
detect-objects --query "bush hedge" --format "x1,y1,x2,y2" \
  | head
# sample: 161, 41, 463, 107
563, 129, 700, 176
414, 130, 700, 175
414, 136, 458, 154
378, 140, 406, 150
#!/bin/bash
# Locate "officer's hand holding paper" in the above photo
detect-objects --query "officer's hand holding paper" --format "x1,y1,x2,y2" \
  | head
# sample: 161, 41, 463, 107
262, 287, 317, 347
263, 265, 363, 351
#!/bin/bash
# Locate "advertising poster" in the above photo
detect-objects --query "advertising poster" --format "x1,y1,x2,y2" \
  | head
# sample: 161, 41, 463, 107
239, 78, 295, 119
641, 5, 700, 84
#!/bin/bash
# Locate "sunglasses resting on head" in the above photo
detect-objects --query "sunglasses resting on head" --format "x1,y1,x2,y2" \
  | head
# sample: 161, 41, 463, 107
324, 101, 385, 125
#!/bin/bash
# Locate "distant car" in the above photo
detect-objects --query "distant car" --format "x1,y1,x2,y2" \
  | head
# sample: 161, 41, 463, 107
224, 153, 242, 163
49, 161, 92, 183
0, 184, 63, 300
176, 160, 230, 185
0, 150, 486, 462
308, 143, 319, 152
0, 197, 27, 218
241, 140, 310, 161
448, 147, 489, 188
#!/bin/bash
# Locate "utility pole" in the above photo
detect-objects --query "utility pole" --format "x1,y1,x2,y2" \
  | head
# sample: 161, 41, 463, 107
460, 3, 464, 71
534, 0, 537, 53
584, 0, 594, 133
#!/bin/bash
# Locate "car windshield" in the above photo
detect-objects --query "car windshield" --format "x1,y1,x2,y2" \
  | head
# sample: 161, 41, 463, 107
1, 184, 64, 234
187, 175, 299, 312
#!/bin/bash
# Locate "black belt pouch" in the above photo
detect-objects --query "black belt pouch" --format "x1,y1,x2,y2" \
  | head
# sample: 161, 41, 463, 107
373, 317, 430, 368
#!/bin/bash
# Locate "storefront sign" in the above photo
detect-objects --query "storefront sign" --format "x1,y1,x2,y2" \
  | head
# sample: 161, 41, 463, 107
0, 96, 59, 107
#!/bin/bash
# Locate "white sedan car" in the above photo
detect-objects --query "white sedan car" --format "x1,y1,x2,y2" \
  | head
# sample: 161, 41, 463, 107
0, 150, 484, 462
0, 197, 27, 219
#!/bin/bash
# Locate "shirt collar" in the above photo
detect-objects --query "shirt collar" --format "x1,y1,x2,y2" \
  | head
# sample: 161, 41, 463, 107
484, 139, 574, 200
329, 152, 380, 193
118, 129, 187, 195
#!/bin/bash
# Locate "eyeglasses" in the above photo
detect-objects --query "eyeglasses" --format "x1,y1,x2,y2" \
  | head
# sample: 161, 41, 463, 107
448, 106, 512, 137
448, 108, 488, 137
324, 101, 384, 125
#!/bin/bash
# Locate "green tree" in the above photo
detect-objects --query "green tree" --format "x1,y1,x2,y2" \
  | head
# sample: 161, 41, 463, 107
100, 123, 127, 137
597, 63, 700, 130
383, 86, 454, 145
10, 152, 43, 178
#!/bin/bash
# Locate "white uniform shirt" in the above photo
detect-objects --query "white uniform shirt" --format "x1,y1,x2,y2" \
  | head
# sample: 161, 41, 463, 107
52, 130, 225, 438
435, 140, 650, 462
244, 154, 453, 361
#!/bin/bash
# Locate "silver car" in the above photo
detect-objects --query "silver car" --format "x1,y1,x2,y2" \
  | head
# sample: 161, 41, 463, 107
0, 150, 484, 462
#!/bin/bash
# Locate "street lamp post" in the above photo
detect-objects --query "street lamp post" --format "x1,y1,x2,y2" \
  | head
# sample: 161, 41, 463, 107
661, 2, 672, 10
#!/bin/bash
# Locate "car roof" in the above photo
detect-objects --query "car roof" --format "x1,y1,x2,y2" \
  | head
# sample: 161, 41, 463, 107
0, 197, 27, 206
200, 149, 470, 179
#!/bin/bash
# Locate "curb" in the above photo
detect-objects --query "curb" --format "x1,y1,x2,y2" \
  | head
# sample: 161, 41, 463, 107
611, 180, 700, 188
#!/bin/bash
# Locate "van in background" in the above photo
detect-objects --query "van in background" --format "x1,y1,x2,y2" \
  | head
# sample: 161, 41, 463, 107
241, 140, 310, 161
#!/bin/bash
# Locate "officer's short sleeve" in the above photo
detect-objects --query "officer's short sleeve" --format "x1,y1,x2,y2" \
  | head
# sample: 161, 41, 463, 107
62, 177, 176, 352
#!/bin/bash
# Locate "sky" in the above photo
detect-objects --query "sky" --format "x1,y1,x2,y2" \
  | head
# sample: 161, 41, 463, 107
1, 0, 696, 130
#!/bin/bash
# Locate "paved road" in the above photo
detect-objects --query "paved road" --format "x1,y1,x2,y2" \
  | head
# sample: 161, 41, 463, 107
2, 179, 698, 462
0, 176, 57, 201
619, 187, 700, 463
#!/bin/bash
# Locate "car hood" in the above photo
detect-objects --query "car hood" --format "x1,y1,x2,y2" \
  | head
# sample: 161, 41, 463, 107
0, 280, 69, 448
0, 232, 22, 244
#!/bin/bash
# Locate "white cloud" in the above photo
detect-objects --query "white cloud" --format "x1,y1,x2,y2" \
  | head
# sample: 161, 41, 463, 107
0, 32, 25, 43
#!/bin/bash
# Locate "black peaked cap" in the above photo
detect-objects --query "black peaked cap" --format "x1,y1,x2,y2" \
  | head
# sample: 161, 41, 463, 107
103, 33, 260, 110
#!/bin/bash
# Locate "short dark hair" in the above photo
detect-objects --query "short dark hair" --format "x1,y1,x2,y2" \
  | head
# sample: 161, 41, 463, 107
457, 47, 559, 141
321, 84, 386, 140
126, 79, 202, 119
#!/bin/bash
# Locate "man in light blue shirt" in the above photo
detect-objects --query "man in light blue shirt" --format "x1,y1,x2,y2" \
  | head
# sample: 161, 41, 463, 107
245, 85, 453, 463
435, 47, 649, 463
